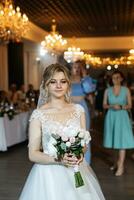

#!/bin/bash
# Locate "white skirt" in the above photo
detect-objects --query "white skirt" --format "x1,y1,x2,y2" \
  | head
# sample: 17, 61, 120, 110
19, 161, 105, 200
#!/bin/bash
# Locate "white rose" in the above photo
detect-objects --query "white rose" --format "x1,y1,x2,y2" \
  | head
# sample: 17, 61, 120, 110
69, 129, 78, 137
86, 130, 90, 136
66, 141, 71, 147
69, 137, 75, 143
66, 128, 78, 137
84, 131, 91, 144
63, 126, 78, 137
61, 135, 68, 142
78, 131, 85, 138
81, 139, 85, 147
85, 138, 90, 144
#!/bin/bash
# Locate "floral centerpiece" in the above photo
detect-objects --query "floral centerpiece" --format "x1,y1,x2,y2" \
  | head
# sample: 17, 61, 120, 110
49, 126, 91, 188
0, 102, 17, 120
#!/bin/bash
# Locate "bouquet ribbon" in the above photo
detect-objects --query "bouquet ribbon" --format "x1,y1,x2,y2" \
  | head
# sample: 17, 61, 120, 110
73, 165, 84, 188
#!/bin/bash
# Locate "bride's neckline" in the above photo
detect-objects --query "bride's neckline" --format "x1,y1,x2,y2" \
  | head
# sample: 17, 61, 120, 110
39, 103, 75, 111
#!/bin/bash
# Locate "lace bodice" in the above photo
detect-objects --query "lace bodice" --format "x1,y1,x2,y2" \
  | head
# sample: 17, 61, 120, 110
29, 104, 85, 156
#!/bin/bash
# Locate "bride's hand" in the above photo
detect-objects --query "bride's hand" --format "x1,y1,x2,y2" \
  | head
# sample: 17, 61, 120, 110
62, 153, 78, 167
76, 153, 84, 165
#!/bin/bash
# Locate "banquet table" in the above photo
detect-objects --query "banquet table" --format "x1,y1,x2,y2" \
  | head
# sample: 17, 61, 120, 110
0, 112, 30, 151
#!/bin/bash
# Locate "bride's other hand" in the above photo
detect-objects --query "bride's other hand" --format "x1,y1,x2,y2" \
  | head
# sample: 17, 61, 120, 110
62, 153, 78, 167
77, 153, 84, 165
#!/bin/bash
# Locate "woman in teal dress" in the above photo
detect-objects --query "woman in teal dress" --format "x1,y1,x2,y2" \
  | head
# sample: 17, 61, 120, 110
103, 71, 134, 176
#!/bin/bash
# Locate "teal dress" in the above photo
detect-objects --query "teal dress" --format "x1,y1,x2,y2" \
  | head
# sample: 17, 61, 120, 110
103, 86, 134, 149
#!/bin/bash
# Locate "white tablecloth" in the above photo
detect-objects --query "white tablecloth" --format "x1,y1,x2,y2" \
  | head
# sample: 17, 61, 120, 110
0, 112, 30, 151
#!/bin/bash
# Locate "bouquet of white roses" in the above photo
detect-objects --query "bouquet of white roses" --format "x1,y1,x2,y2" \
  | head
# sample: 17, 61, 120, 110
50, 126, 91, 188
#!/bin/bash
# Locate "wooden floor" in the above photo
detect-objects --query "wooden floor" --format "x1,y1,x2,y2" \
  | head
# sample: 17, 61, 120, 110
0, 115, 134, 200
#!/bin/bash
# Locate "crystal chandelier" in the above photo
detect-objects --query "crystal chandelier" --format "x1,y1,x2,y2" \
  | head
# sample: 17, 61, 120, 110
0, 0, 29, 42
41, 19, 67, 54
64, 47, 84, 63
129, 49, 134, 54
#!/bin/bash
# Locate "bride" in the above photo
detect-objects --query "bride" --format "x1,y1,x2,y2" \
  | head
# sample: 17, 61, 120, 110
19, 63, 105, 200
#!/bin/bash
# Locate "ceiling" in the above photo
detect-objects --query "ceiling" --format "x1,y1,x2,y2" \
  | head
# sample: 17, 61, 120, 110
14, 0, 134, 38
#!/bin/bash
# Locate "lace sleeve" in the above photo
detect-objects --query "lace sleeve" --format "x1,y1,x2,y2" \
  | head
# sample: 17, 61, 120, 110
28, 109, 42, 149
29, 109, 41, 122
75, 104, 85, 115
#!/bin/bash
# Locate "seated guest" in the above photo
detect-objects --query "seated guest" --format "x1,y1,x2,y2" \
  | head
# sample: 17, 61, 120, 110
0, 90, 9, 105
8, 84, 19, 106
26, 84, 36, 108
17, 84, 26, 102
26, 84, 36, 101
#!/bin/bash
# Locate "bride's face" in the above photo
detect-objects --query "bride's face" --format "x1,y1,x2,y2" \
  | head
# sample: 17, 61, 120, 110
48, 71, 69, 99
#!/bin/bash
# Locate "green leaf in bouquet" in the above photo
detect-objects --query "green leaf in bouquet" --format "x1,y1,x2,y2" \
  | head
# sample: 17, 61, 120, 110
70, 143, 81, 151
57, 151, 62, 158
72, 150, 81, 157
51, 134, 60, 140
56, 139, 62, 145
75, 137, 80, 142
72, 139, 81, 145
57, 146, 64, 154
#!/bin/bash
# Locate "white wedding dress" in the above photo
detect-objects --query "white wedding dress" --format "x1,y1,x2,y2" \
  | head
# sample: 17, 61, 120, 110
19, 104, 105, 200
